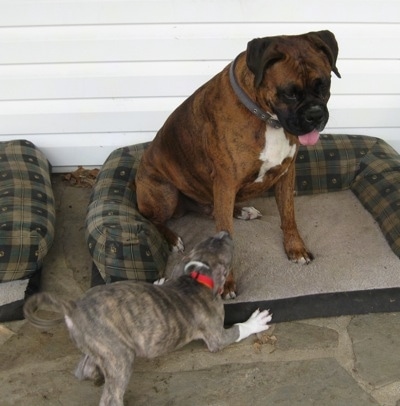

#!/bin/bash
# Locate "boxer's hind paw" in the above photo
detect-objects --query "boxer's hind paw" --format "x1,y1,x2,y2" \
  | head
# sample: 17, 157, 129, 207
153, 277, 167, 285
171, 236, 185, 253
234, 206, 262, 220
156, 224, 185, 253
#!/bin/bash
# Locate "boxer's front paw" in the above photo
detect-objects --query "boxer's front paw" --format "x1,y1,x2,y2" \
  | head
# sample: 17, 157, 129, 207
284, 233, 314, 264
222, 277, 237, 300
286, 245, 314, 264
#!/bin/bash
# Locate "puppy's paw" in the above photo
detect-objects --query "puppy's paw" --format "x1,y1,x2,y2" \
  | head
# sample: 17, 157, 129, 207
247, 309, 273, 331
75, 355, 104, 385
234, 206, 262, 220
235, 309, 273, 342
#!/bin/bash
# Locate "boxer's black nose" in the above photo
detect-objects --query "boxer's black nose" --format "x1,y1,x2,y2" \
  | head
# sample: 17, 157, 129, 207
305, 105, 324, 124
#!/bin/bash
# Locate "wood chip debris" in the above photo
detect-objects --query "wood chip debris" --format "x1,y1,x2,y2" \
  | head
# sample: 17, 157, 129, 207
253, 333, 277, 353
63, 166, 100, 188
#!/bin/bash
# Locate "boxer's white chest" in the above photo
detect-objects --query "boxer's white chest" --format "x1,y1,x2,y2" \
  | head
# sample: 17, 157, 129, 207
255, 126, 296, 183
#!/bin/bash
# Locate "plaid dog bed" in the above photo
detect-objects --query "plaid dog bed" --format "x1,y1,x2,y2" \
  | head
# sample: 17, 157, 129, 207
86, 134, 400, 285
0, 140, 55, 281
0, 139, 55, 321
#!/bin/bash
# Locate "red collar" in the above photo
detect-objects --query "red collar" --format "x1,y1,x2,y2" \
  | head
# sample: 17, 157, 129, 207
190, 271, 214, 290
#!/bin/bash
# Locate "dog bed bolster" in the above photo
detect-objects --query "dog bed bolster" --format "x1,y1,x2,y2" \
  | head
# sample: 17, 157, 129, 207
0, 139, 55, 321
85, 143, 169, 283
351, 138, 400, 258
0, 139, 55, 281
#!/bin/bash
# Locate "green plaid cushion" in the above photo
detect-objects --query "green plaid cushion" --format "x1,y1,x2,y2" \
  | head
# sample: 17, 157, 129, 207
85, 143, 169, 283
0, 140, 55, 282
351, 138, 400, 258
294, 133, 380, 195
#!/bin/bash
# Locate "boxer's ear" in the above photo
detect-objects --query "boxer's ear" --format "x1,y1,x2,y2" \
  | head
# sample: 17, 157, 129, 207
308, 30, 341, 78
246, 37, 285, 88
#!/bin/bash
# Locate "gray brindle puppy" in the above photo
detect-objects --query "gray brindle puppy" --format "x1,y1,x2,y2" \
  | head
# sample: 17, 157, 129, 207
24, 231, 272, 406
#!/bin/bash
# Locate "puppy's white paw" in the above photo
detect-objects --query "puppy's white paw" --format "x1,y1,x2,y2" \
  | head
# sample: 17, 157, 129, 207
235, 309, 272, 342
153, 277, 167, 285
172, 237, 185, 253
236, 206, 262, 220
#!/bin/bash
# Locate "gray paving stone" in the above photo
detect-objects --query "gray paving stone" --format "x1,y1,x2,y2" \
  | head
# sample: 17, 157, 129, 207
274, 321, 339, 351
126, 359, 378, 406
348, 313, 400, 387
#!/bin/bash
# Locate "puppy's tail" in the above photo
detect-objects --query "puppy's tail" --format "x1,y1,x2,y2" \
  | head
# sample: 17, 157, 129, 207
23, 292, 76, 329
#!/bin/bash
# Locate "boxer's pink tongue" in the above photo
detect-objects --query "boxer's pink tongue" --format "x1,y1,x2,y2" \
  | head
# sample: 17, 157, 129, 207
298, 130, 320, 146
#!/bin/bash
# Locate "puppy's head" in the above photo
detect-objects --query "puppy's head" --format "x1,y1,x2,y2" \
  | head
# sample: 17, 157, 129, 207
177, 231, 234, 296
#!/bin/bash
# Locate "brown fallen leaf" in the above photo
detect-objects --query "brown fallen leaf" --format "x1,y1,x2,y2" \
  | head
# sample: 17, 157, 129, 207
63, 166, 100, 188
253, 333, 277, 353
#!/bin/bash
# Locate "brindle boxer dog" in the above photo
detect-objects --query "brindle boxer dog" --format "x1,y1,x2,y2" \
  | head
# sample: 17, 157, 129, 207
23, 232, 272, 406
135, 30, 341, 298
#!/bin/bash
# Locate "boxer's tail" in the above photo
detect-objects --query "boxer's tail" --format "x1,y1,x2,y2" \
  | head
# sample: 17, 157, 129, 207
23, 292, 76, 329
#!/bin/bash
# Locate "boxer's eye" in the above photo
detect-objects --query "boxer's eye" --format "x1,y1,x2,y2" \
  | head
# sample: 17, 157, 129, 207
314, 78, 330, 96
280, 85, 301, 102
285, 93, 297, 101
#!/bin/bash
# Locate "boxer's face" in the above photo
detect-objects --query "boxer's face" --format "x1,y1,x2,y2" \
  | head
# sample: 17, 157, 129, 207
264, 56, 332, 136
246, 31, 340, 144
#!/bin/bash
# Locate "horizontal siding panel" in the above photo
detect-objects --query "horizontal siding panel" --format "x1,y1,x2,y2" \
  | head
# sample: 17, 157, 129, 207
1, 24, 399, 65
0, 74, 208, 101
334, 61, 400, 95
0, 61, 225, 101
1, 60, 399, 101
2, 0, 399, 26
1, 96, 398, 136
0, 98, 180, 134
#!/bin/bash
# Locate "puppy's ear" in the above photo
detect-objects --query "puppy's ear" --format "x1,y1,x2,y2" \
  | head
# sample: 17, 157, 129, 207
307, 30, 341, 78
246, 37, 285, 88
184, 261, 210, 274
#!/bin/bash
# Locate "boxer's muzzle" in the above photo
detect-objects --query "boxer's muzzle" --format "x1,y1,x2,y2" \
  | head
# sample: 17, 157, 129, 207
276, 102, 329, 136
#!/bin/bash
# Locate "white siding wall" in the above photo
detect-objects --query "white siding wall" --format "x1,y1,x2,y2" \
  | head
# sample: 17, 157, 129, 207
1, 0, 399, 171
